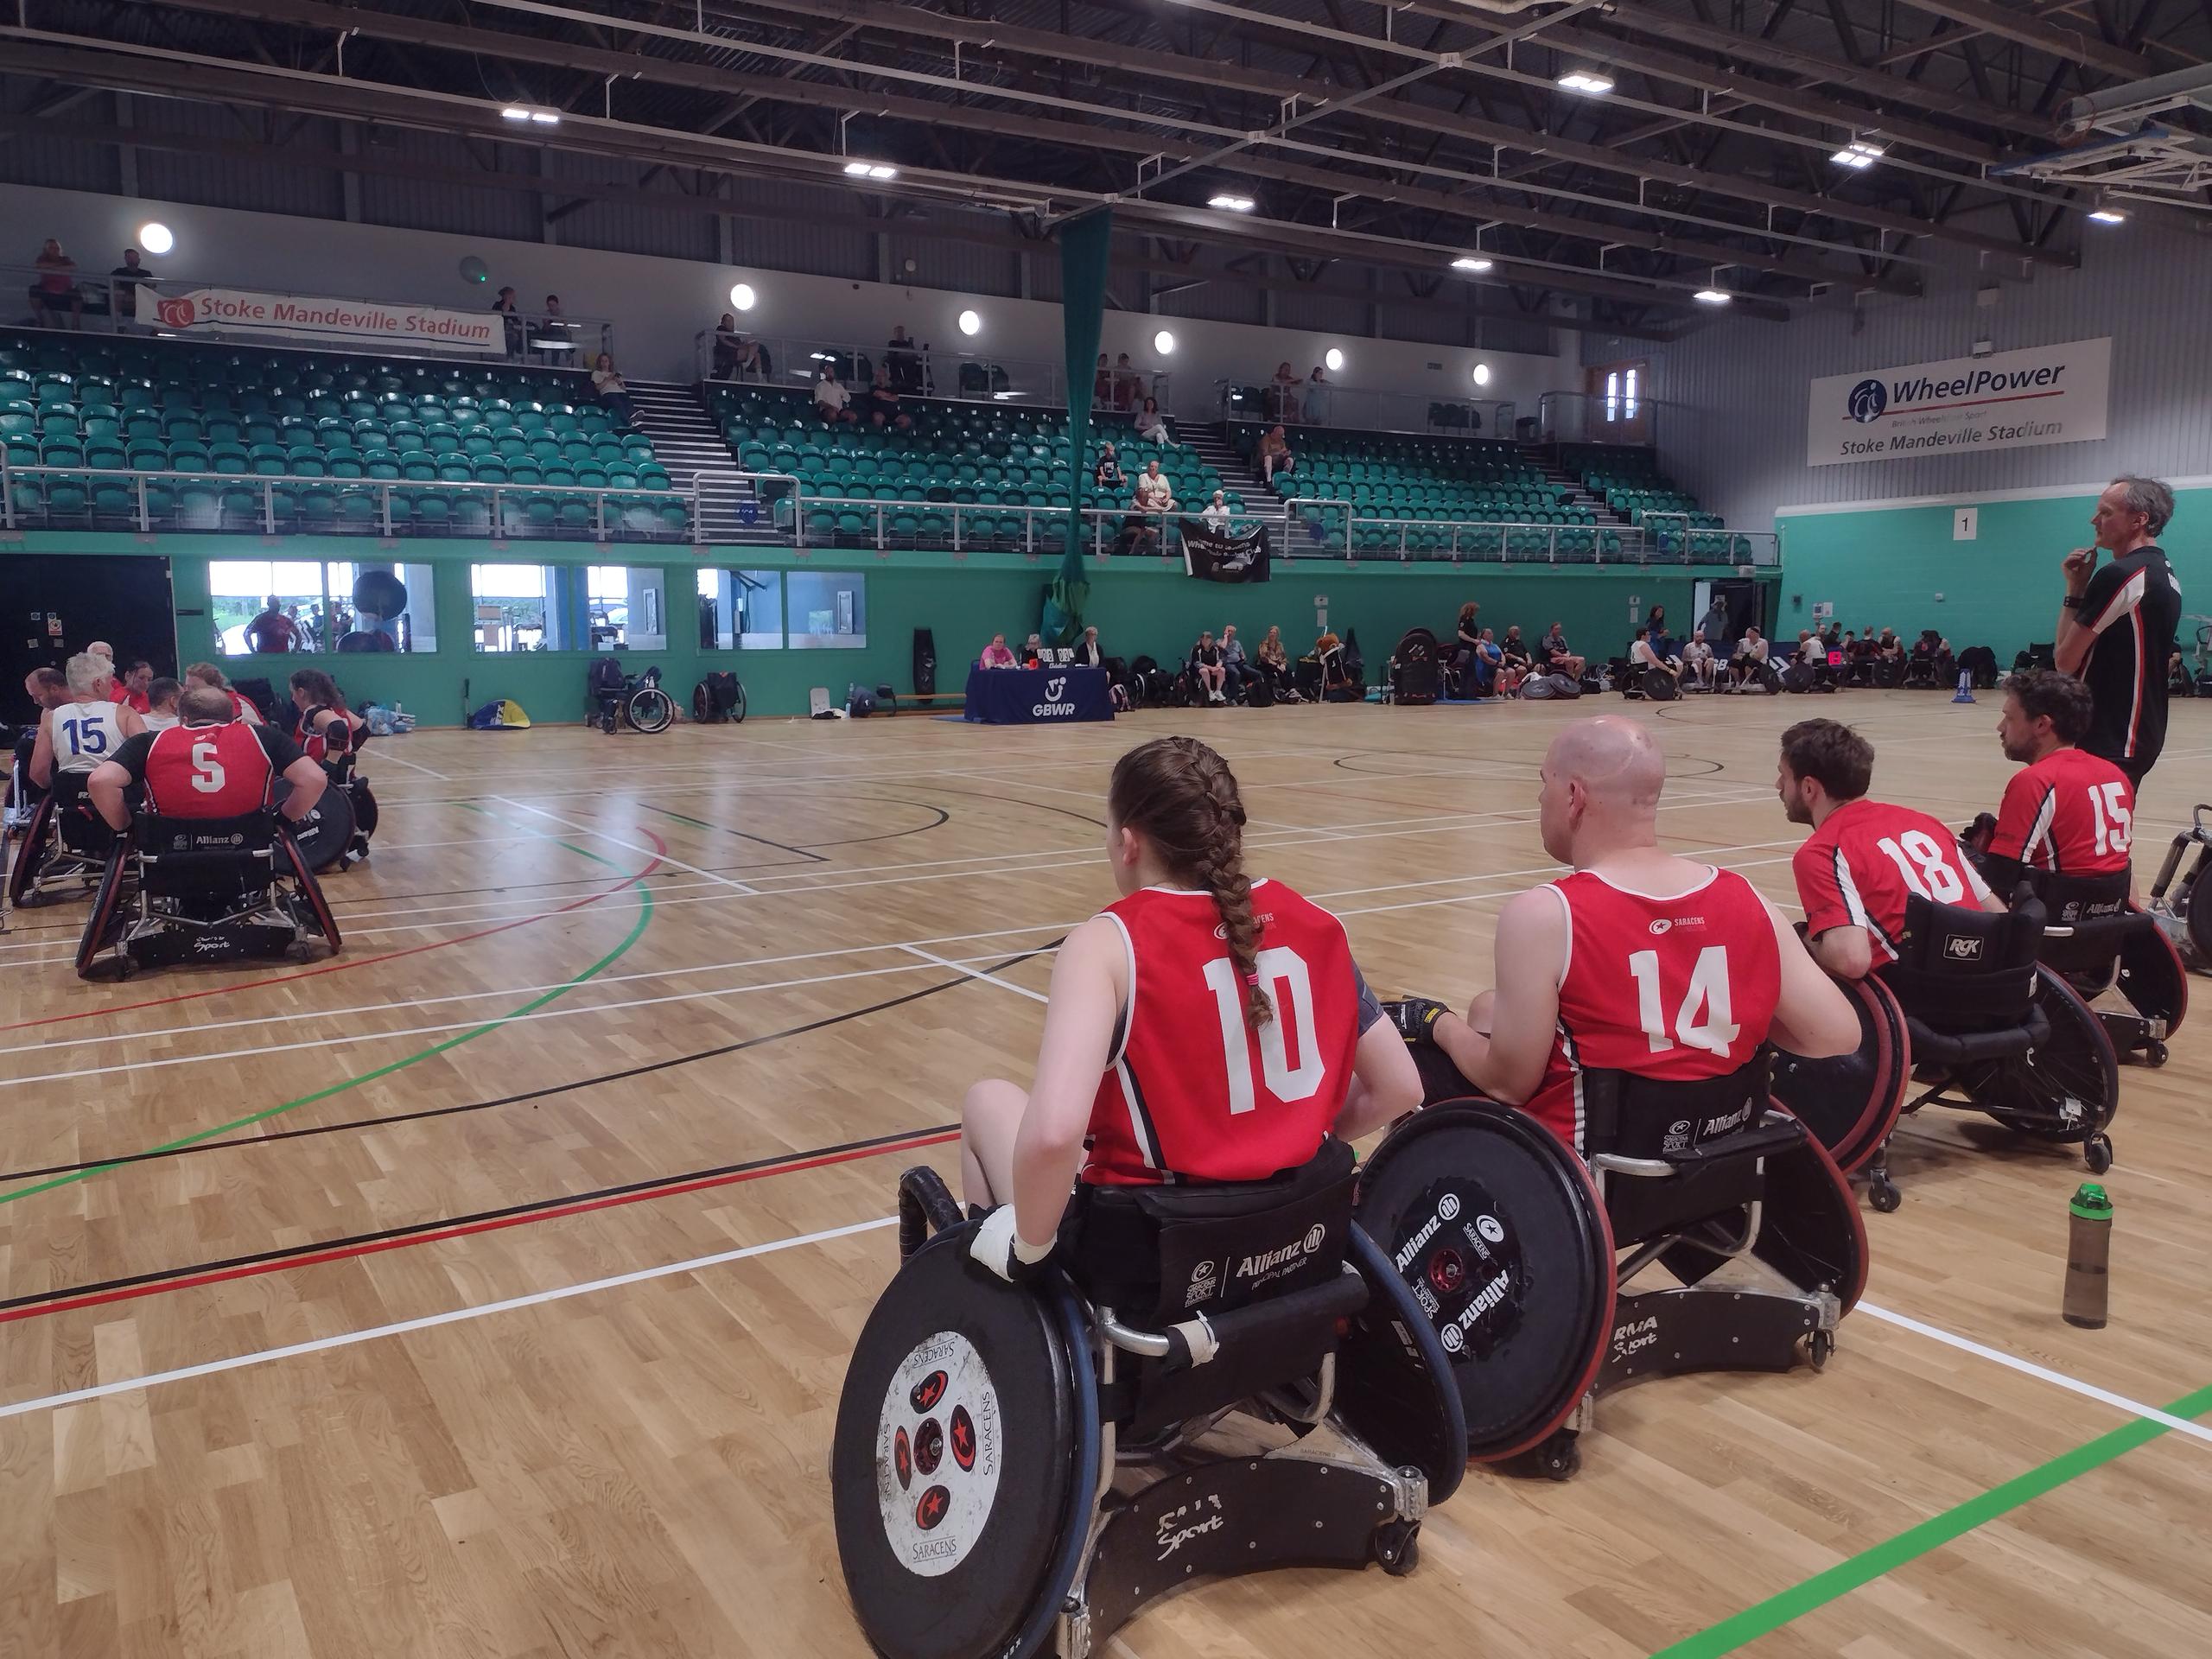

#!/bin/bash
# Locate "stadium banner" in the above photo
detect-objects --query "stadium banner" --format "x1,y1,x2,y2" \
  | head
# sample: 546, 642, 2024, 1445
1807, 337, 2110, 467
150, 288, 504, 353
1180, 520, 1272, 582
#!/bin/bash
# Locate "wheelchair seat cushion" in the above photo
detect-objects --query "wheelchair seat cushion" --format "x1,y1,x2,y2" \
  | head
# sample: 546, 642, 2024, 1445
1062, 1138, 1356, 1325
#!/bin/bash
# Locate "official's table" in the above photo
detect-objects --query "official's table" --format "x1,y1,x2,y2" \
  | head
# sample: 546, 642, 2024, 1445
962, 664, 1114, 725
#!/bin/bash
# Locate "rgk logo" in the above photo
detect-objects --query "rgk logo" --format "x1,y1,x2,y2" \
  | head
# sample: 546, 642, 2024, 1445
155, 296, 200, 328
1942, 934, 1985, 962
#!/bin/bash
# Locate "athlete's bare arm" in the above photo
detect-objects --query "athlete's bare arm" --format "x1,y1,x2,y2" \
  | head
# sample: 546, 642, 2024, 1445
1764, 899, 1859, 1058
1336, 1020, 1424, 1141
1005, 915, 1125, 1247
1430, 887, 1567, 1106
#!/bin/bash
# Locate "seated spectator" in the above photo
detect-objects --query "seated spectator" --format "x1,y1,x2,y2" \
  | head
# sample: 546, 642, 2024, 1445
1200, 489, 1232, 530
1093, 443, 1125, 491
1022, 632, 1046, 667
1255, 626, 1295, 699
1266, 362, 1302, 423
1075, 626, 1104, 668
1219, 624, 1251, 696
1729, 625, 1770, 690
1540, 620, 1586, 679
143, 677, 182, 733
1115, 513, 1160, 557
887, 325, 923, 393
867, 373, 913, 432
979, 633, 1019, 670
1683, 629, 1717, 689
183, 662, 264, 725
1134, 460, 1176, 515
31, 238, 81, 329
1113, 353, 1142, 410
590, 353, 634, 424
1303, 366, 1332, 424
110, 248, 155, 334
493, 286, 523, 357
1797, 628, 1825, 667
1499, 624, 1531, 674
710, 313, 746, 378
245, 595, 299, 655
1191, 632, 1228, 704
535, 295, 572, 365
1135, 397, 1170, 444
814, 368, 856, 424
1470, 628, 1504, 696
1256, 424, 1294, 484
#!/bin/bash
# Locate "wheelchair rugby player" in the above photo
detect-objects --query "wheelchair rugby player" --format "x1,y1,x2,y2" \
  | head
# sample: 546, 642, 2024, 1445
833, 738, 1472, 1659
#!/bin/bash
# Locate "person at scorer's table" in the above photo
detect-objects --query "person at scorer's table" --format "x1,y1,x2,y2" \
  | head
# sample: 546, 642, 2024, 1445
87, 685, 327, 833
960, 736, 1422, 1278
979, 634, 1019, 670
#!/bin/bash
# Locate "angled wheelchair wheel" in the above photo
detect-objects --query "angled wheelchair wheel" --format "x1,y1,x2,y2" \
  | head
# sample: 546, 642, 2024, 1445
1769, 976, 1908, 1173
625, 686, 674, 734
287, 785, 359, 874
350, 778, 380, 842
1967, 966, 2119, 1144
1354, 1101, 1613, 1463
728, 680, 747, 723
1335, 1222, 1469, 1506
832, 1227, 1092, 1659
73, 848, 133, 980
6, 795, 56, 907
276, 830, 344, 954
1748, 1110, 1869, 1314
2116, 919, 2188, 1044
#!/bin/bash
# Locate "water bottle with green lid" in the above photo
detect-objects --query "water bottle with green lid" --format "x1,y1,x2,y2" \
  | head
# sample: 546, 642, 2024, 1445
2063, 1182, 2112, 1330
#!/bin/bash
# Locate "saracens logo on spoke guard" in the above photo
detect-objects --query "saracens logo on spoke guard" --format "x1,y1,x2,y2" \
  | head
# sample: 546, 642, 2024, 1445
876, 1331, 1005, 1578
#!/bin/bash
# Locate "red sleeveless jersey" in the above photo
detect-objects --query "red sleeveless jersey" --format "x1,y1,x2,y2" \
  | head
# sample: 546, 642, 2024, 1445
1989, 747, 2133, 875
1527, 868, 1782, 1156
298, 707, 353, 766
1084, 880, 1362, 1186
143, 722, 277, 817
1794, 798, 1993, 961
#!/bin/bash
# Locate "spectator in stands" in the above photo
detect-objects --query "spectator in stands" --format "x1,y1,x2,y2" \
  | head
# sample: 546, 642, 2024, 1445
1191, 631, 1228, 704
1683, 630, 1717, 690
867, 372, 913, 432
1219, 625, 1252, 697
1256, 425, 1294, 484
493, 287, 523, 357
590, 353, 634, 424
31, 238, 81, 329
1135, 397, 1170, 444
1267, 362, 1302, 423
710, 314, 745, 379
1134, 460, 1177, 515
1499, 624, 1531, 676
734, 334, 768, 381
1113, 353, 1141, 410
887, 325, 922, 393
245, 597, 298, 655
184, 663, 264, 724
1255, 626, 1296, 701
1700, 593, 1732, 653
1303, 366, 1332, 425
535, 295, 572, 364
109, 248, 155, 333
1075, 626, 1104, 668
1541, 620, 1586, 680
1729, 626, 1769, 690
1643, 603, 1669, 645
980, 633, 1019, 670
113, 658, 155, 714
1093, 442, 1126, 491
1092, 353, 1113, 404
143, 677, 182, 733
1201, 489, 1232, 530
814, 367, 856, 425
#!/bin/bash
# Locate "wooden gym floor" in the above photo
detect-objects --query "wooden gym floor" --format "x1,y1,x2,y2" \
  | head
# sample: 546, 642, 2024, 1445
1, 691, 2208, 1659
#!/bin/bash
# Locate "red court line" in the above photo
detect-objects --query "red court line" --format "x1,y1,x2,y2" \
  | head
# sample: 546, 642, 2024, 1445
0, 840, 667, 1035
0, 1128, 957, 1326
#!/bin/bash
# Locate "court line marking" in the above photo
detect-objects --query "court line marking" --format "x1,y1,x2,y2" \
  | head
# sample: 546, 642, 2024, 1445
0, 1216, 899, 1422
1858, 1300, 2212, 1448
364, 747, 452, 780
490, 797, 759, 895
901, 944, 1052, 1003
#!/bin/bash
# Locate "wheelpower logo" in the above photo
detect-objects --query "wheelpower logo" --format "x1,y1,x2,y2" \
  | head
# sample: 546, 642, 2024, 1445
1807, 338, 2110, 467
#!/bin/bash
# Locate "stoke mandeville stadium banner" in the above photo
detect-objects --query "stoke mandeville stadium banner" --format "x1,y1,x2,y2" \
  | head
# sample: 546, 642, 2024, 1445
1806, 336, 2110, 467
1180, 520, 1273, 582
151, 288, 505, 353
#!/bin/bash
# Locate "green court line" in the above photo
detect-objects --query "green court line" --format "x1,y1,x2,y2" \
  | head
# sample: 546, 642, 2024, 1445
0, 830, 653, 1210
1652, 1381, 2212, 1658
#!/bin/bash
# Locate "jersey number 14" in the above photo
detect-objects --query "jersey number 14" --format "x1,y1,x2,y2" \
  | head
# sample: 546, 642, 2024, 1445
1628, 944, 1740, 1055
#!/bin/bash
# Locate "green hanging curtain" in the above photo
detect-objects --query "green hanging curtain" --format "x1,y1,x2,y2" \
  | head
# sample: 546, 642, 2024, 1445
1039, 206, 1113, 647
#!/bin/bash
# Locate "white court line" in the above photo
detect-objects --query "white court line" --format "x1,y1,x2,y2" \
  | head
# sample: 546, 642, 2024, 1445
365, 747, 452, 780
901, 944, 1051, 1004
489, 797, 758, 895
1858, 1301, 2212, 1449
0, 1216, 900, 1422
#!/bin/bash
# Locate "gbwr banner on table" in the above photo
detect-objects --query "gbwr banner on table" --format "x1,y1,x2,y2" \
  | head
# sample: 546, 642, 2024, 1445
1806, 337, 2110, 467
151, 288, 504, 353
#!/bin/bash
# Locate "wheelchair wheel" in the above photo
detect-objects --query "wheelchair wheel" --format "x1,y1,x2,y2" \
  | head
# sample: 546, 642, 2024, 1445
728, 680, 747, 723
1968, 966, 2120, 1143
1334, 1223, 1469, 1506
1769, 976, 1909, 1173
73, 848, 133, 980
276, 829, 344, 953
286, 785, 359, 874
1747, 1115, 1869, 1313
832, 1227, 1090, 1659
6, 796, 56, 907
625, 685, 674, 734
351, 778, 379, 842
2185, 867, 2212, 972
1354, 1101, 1613, 1463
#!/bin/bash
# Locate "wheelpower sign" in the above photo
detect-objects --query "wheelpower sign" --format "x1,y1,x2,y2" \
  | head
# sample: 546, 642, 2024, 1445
1806, 337, 2111, 467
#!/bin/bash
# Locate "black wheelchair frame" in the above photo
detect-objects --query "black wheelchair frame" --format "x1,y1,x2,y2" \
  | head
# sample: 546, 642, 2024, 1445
2146, 804, 2212, 973
4, 771, 118, 909
832, 1151, 1464, 1659
595, 666, 675, 734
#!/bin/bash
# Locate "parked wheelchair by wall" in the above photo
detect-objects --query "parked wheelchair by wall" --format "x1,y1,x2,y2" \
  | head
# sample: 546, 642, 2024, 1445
690, 670, 747, 725
832, 1148, 1466, 1659
75, 807, 341, 979
5, 771, 117, 908
588, 658, 675, 734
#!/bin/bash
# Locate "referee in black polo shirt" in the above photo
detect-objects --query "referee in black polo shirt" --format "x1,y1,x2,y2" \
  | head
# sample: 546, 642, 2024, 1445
2055, 475, 2182, 786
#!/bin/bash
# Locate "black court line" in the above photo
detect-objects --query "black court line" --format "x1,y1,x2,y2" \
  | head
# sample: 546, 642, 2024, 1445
640, 802, 830, 862
0, 941, 1060, 1186
0, 1119, 963, 1314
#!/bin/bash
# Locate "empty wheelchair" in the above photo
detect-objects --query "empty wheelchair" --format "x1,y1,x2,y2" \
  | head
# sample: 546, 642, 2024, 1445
1863, 889, 2120, 1207
1386, 628, 1441, 705
1370, 1025, 1864, 1479
2145, 804, 2212, 972
832, 1146, 1466, 1659
5, 771, 118, 908
75, 809, 341, 979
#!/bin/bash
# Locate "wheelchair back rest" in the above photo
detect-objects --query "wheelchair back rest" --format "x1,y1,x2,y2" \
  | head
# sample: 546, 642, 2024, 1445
137, 811, 278, 896
1579, 1058, 1795, 1245
2029, 869, 2144, 976
1884, 892, 2045, 1030
1395, 628, 1438, 665
587, 657, 626, 696
1063, 1139, 1357, 1328
48, 772, 117, 853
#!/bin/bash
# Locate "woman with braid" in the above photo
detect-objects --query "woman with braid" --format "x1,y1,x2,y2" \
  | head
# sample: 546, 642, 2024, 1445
964, 736, 1422, 1280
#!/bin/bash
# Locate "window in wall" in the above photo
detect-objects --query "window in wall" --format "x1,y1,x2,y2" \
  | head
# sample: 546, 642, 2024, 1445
696, 569, 785, 651
587, 566, 668, 652
208, 561, 436, 655
1604, 372, 1619, 424
786, 569, 866, 650
473, 563, 563, 653
1624, 368, 1640, 422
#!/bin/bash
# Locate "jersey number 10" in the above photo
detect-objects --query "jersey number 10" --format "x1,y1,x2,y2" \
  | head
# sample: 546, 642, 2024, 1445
1202, 947, 1325, 1115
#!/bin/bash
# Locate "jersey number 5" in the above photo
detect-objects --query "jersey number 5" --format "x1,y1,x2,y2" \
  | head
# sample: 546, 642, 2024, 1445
1628, 944, 1740, 1055
189, 737, 227, 793
1202, 947, 1324, 1115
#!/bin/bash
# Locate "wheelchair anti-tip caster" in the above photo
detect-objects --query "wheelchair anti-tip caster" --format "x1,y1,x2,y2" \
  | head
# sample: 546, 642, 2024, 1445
1371, 1520, 1421, 1578
1867, 1174, 1902, 1214
1806, 1330, 1835, 1372
2084, 1134, 2114, 1175
2143, 1039, 2170, 1069
1496, 1427, 1580, 1482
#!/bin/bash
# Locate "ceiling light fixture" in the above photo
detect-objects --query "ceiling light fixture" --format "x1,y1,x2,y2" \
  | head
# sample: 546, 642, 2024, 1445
958, 308, 982, 335
845, 161, 899, 181
2088, 205, 2128, 224
1555, 70, 1614, 95
1325, 347, 1344, 372
1472, 363, 1491, 386
730, 283, 756, 311
1451, 256, 1494, 273
1207, 194, 1256, 212
1830, 139, 1885, 168
137, 222, 174, 256
1154, 330, 1176, 354
1693, 288, 1732, 304
529, 110, 560, 125
500, 106, 531, 121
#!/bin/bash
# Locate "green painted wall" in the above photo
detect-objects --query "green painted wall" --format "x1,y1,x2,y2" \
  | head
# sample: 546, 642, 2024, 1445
1776, 484, 2207, 660
10, 532, 1767, 723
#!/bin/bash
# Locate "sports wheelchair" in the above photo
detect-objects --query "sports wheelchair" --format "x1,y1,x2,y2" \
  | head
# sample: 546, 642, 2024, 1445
595, 665, 674, 735
1385, 628, 1442, 705
5, 771, 118, 908
74, 808, 341, 979
1859, 888, 2120, 1210
2146, 804, 2212, 972
690, 670, 747, 725
284, 752, 379, 875
1368, 1027, 1864, 1480
832, 1147, 1466, 1659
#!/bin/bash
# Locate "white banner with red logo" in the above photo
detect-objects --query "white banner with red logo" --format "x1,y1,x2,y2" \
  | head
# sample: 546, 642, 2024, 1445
150, 287, 503, 353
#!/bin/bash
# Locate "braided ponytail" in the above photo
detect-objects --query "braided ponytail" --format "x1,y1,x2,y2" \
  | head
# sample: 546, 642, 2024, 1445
1107, 736, 1273, 1029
